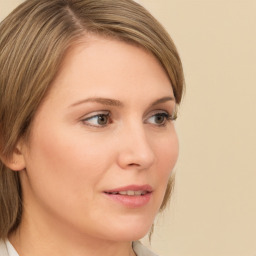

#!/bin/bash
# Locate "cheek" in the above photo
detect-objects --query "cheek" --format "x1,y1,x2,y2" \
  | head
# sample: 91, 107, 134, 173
155, 130, 179, 173
21, 127, 119, 233
152, 130, 179, 200
23, 125, 114, 204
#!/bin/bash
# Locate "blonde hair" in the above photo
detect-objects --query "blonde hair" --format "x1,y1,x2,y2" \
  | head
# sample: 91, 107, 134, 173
0, 0, 184, 239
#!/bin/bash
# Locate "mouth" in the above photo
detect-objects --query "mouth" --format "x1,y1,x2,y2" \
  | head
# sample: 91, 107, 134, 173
103, 185, 153, 207
104, 184, 153, 196
104, 190, 150, 196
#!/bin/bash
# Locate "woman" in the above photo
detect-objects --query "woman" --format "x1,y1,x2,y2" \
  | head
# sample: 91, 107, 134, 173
0, 0, 184, 255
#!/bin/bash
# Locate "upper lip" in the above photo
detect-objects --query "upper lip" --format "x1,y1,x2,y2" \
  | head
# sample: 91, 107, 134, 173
104, 184, 153, 193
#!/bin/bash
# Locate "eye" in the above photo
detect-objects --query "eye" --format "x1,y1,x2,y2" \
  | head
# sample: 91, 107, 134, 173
81, 112, 111, 127
146, 111, 176, 126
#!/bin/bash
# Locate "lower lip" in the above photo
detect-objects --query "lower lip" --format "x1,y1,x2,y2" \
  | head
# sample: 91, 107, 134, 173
104, 192, 152, 208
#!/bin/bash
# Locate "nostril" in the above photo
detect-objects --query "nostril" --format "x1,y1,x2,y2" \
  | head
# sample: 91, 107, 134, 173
128, 163, 139, 166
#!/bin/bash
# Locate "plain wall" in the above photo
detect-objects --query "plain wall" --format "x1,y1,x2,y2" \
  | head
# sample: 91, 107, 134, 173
1, 1, 256, 255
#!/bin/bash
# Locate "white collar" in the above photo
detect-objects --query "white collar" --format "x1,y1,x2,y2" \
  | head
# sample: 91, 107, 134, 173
5, 240, 19, 256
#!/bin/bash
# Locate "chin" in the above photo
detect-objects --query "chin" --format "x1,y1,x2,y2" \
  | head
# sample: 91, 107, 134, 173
104, 217, 154, 242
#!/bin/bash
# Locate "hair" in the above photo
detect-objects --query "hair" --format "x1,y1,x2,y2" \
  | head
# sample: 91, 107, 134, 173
0, 0, 184, 239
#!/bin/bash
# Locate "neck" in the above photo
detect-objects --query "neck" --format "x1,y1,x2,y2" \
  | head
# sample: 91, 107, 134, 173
9, 216, 136, 256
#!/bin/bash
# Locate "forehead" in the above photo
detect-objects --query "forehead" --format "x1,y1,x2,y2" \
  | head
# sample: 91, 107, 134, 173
45, 34, 174, 107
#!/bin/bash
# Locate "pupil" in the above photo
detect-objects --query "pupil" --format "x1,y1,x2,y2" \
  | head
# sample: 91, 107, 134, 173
98, 115, 107, 125
156, 115, 164, 124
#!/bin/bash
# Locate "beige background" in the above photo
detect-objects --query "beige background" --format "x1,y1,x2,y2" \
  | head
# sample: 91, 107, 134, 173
1, 1, 256, 255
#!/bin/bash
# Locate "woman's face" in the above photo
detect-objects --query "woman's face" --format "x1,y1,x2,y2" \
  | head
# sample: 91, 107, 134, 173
19, 35, 179, 242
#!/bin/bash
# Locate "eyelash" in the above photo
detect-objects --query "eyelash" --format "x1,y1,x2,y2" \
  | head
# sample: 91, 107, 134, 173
81, 110, 177, 128
81, 112, 111, 127
147, 111, 177, 127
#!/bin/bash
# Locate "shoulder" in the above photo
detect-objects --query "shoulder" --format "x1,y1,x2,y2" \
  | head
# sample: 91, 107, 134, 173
133, 241, 160, 256
0, 240, 9, 256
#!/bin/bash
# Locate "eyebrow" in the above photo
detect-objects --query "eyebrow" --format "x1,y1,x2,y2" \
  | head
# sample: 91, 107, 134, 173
69, 97, 124, 108
69, 96, 175, 108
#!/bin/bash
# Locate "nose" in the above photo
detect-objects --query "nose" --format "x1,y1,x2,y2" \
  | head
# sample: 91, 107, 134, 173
116, 124, 155, 170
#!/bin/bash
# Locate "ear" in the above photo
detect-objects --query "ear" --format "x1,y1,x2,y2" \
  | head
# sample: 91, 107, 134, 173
1, 142, 26, 171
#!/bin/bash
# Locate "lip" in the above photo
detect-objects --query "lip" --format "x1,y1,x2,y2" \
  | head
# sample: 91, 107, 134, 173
104, 184, 153, 193
103, 184, 153, 208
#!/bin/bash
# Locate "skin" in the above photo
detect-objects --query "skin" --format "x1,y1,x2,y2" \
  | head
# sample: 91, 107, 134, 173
9, 35, 179, 256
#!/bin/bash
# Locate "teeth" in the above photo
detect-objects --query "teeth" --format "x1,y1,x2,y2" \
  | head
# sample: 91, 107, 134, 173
127, 190, 135, 196
108, 190, 148, 196
135, 190, 143, 196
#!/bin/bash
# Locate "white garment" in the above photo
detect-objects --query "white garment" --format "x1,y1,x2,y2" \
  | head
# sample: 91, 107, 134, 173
133, 241, 159, 256
0, 240, 158, 256
0, 240, 18, 256
5, 240, 19, 256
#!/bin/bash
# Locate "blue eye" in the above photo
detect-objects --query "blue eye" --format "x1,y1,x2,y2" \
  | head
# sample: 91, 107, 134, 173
82, 113, 110, 127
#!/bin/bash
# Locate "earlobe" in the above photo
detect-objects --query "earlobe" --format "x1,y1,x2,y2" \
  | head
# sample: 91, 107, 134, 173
1, 144, 26, 171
